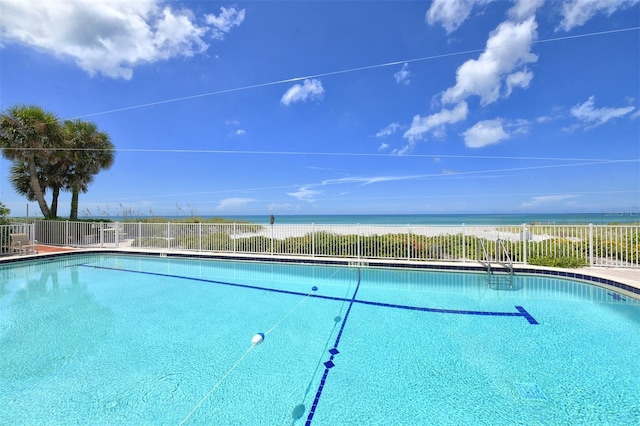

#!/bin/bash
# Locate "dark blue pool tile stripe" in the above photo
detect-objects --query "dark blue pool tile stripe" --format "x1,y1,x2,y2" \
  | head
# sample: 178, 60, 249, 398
306, 367, 330, 426
79, 264, 538, 325
306, 268, 362, 425
354, 299, 536, 324
515, 306, 539, 324
79, 264, 327, 299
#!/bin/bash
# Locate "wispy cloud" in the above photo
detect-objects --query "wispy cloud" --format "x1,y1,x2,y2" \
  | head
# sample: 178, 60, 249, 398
205, 6, 245, 40
280, 79, 325, 106
394, 63, 411, 84
558, 0, 640, 31
426, 0, 494, 34
215, 197, 255, 211
375, 122, 401, 137
520, 194, 577, 209
570, 96, 635, 128
287, 186, 322, 202
0, 0, 245, 79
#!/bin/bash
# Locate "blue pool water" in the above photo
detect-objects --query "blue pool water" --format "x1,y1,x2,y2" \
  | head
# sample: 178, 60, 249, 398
1, 254, 638, 425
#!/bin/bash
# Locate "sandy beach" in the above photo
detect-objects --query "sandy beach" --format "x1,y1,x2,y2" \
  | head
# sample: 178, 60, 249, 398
240, 223, 549, 242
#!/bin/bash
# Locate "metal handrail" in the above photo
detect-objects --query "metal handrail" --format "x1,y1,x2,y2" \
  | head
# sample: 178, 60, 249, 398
496, 239, 514, 276
477, 239, 492, 275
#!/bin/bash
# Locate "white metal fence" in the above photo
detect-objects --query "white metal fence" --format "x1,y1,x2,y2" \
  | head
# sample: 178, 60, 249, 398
0, 223, 37, 255
4, 220, 632, 268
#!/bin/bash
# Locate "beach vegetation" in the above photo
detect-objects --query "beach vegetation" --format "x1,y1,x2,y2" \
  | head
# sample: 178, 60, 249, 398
0, 202, 10, 225
123, 224, 637, 268
528, 256, 588, 268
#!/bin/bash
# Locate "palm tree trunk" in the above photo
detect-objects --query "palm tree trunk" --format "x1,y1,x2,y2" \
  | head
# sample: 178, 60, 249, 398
27, 155, 51, 218
70, 187, 79, 220
51, 186, 60, 218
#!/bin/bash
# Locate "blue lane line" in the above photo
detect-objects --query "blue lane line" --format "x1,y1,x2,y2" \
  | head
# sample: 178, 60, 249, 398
80, 264, 540, 424
515, 306, 539, 324
306, 269, 362, 426
78, 264, 537, 323
355, 299, 526, 319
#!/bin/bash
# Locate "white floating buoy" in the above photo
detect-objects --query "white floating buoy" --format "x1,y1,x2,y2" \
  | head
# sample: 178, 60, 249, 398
252, 332, 265, 346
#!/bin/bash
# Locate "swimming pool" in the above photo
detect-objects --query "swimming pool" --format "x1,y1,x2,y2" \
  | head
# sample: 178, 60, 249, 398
1, 254, 638, 425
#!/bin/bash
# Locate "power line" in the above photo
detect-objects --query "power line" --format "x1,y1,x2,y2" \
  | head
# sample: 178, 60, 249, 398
69, 26, 640, 120
4, 146, 639, 163
98, 159, 639, 201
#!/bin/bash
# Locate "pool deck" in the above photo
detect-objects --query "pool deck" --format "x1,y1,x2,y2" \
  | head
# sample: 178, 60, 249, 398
4, 245, 639, 296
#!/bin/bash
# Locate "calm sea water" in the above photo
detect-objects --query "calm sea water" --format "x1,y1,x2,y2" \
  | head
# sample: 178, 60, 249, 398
223, 212, 640, 225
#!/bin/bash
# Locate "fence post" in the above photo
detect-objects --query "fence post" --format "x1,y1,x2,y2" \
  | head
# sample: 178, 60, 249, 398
167, 222, 171, 250
270, 222, 274, 255
522, 223, 527, 265
462, 223, 466, 262
233, 223, 237, 253
199, 223, 202, 252
407, 224, 411, 261
357, 223, 361, 260
312, 223, 315, 258
99, 222, 104, 248
589, 223, 594, 266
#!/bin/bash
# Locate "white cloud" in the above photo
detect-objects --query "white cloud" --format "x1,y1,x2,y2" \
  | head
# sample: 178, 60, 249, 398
287, 186, 322, 202
236, 129, 246, 136
216, 197, 255, 211
426, 0, 493, 34
392, 141, 417, 156
558, 0, 640, 32
394, 63, 411, 84
205, 6, 245, 40
403, 101, 469, 142
521, 194, 577, 209
570, 96, 636, 128
442, 17, 538, 106
280, 79, 325, 106
508, 0, 544, 21
505, 69, 533, 96
378, 142, 389, 151
0, 0, 244, 79
375, 122, 401, 137
463, 118, 509, 148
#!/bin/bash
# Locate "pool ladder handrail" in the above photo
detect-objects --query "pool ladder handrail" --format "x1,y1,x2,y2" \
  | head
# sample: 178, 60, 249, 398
478, 239, 514, 290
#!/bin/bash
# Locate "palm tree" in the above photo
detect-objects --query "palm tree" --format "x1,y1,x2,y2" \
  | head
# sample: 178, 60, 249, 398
62, 120, 114, 220
0, 105, 62, 218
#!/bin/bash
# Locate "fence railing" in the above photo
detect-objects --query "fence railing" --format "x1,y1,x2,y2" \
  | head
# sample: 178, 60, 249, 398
4, 220, 630, 268
0, 223, 36, 255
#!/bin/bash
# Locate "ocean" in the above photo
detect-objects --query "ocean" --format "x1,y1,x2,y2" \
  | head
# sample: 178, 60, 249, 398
219, 212, 640, 225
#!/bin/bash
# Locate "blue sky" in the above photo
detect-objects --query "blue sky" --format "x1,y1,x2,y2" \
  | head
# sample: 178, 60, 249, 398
1, 0, 639, 218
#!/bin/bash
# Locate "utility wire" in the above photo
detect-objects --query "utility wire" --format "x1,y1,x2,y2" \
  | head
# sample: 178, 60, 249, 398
66, 26, 639, 120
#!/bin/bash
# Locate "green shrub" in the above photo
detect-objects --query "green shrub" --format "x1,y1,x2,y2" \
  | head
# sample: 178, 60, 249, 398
528, 256, 588, 268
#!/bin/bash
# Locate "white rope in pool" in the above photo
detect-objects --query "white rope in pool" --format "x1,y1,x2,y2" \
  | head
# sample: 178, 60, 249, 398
179, 285, 319, 425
